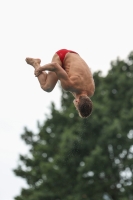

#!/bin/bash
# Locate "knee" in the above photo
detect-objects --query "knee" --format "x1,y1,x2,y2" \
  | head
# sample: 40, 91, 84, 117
41, 84, 52, 92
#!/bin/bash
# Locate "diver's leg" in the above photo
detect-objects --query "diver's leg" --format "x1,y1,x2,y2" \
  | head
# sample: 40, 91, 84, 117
25, 58, 58, 92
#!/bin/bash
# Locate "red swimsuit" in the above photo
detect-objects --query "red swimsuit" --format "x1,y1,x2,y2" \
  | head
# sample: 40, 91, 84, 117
56, 49, 78, 63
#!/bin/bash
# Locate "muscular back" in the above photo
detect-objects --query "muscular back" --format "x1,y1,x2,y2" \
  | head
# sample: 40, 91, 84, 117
52, 52, 95, 97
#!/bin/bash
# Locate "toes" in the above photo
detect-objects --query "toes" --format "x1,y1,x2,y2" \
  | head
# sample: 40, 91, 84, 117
25, 57, 33, 64
25, 57, 41, 65
25, 57, 30, 62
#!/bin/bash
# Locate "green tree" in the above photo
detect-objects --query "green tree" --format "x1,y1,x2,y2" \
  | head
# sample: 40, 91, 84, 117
14, 52, 133, 200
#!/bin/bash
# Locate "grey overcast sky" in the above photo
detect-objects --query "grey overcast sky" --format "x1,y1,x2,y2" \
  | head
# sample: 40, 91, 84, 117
0, 0, 133, 199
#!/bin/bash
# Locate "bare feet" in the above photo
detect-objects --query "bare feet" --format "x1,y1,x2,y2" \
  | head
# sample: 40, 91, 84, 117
25, 57, 41, 68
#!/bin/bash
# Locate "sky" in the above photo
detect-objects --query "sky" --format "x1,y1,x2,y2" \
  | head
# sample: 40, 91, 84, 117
0, 0, 133, 199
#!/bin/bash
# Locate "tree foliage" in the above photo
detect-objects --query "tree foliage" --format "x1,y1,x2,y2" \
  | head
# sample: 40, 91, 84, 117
14, 52, 133, 200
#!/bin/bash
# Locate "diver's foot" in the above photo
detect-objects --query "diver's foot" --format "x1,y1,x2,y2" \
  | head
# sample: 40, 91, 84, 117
25, 57, 41, 67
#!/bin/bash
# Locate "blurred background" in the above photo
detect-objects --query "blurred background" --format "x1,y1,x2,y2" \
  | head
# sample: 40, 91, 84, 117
0, 0, 133, 200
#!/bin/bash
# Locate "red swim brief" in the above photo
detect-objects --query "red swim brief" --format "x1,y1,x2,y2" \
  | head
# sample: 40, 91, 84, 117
56, 49, 78, 63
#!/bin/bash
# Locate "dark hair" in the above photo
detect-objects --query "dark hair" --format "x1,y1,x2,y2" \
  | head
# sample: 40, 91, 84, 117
77, 96, 93, 118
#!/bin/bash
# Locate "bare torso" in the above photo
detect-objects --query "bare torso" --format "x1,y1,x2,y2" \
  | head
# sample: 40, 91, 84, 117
52, 52, 95, 97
